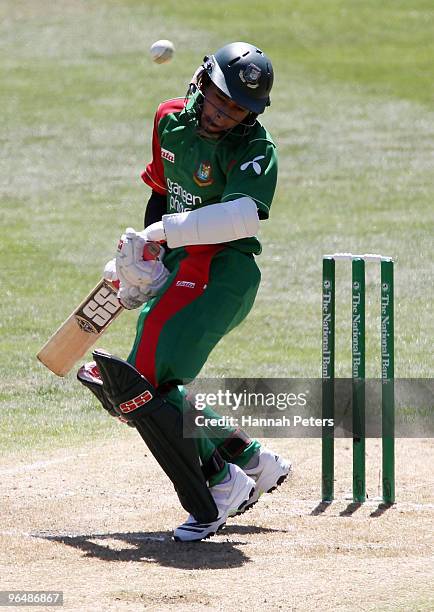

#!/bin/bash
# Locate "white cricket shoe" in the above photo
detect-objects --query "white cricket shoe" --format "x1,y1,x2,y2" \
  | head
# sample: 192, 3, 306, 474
237, 447, 292, 514
173, 463, 255, 542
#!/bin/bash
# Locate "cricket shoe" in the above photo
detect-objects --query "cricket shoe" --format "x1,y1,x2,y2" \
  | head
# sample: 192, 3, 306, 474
236, 447, 292, 514
173, 463, 255, 542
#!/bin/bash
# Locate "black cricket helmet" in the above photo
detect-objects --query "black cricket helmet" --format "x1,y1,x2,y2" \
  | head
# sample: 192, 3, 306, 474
204, 42, 274, 114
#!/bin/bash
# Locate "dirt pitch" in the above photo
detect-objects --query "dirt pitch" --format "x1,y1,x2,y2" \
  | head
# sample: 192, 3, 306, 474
1, 435, 433, 611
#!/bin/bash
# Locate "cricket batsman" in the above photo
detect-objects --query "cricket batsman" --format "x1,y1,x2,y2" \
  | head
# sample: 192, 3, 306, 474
78, 42, 291, 542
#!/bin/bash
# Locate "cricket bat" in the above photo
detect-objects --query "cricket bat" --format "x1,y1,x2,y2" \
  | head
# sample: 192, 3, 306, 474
37, 241, 161, 377
37, 279, 124, 377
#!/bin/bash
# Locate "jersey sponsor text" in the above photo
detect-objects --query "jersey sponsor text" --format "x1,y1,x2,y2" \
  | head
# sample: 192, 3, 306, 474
167, 177, 202, 212
161, 148, 175, 163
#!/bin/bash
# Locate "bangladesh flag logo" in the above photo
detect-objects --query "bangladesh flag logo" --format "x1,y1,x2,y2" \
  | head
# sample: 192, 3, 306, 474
194, 161, 213, 186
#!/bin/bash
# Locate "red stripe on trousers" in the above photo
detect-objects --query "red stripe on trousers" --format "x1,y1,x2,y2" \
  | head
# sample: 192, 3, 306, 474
135, 245, 224, 386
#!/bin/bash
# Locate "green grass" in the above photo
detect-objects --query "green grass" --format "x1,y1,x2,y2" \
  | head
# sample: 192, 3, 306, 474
0, 0, 433, 453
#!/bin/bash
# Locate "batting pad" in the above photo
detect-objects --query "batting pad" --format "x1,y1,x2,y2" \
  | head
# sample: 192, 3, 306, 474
92, 350, 218, 523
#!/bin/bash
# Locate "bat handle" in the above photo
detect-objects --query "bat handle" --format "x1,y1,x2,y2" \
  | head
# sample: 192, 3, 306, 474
143, 242, 161, 260
105, 279, 120, 290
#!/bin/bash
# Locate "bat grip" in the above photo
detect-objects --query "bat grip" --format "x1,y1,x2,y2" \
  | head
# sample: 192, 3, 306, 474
143, 242, 161, 260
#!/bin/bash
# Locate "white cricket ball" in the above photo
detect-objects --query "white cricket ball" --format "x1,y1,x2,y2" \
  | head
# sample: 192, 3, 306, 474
150, 39, 175, 64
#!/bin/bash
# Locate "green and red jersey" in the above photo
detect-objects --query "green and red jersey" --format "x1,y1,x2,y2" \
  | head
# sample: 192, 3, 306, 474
141, 95, 278, 255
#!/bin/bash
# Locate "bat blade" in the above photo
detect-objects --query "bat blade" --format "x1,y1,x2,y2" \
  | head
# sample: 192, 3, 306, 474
37, 279, 123, 377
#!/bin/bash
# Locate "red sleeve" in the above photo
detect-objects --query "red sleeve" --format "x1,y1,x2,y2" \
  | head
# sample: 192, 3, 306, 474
141, 98, 186, 196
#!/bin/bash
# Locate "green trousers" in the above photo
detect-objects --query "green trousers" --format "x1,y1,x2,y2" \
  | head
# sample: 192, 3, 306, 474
128, 244, 261, 484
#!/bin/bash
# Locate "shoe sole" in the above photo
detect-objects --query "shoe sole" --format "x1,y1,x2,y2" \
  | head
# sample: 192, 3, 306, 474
235, 471, 291, 516
173, 521, 226, 543
174, 486, 255, 542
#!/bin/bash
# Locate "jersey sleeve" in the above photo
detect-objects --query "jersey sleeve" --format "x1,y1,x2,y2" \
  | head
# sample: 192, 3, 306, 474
141, 99, 186, 195
221, 138, 277, 219
141, 105, 167, 195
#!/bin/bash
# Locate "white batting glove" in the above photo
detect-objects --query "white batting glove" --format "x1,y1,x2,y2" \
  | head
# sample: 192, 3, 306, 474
139, 221, 166, 243
103, 258, 118, 283
115, 228, 169, 301
116, 285, 151, 310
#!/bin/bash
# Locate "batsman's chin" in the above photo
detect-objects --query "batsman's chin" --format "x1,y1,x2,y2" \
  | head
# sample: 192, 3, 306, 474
198, 118, 224, 138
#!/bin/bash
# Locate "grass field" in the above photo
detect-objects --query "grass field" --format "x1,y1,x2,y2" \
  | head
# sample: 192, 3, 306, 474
1, 0, 432, 452
1, 2, 433, 610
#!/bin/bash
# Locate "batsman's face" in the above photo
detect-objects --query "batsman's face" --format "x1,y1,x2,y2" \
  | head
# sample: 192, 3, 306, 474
200, 83, 249, 134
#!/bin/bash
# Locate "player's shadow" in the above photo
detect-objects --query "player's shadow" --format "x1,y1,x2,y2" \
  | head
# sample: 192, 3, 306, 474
35, 525, 282, 569
217, 524, 287, 537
